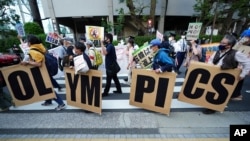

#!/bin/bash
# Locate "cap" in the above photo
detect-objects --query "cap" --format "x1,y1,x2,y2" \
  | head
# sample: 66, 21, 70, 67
63, 37, 73, 44
169, 32, 176, 37
241, 29, 250, 38
149, 39, 161, 47
86, 40, 94, 46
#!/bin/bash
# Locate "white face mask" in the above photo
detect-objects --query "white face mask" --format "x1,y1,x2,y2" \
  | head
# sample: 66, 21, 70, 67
181, 35, 185, 39
72, 49, 76, 55
168, 37, 173, 41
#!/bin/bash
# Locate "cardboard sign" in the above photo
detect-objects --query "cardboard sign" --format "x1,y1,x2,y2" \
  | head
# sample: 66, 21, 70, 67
233, 44, 250, 56
178, 61, 241, 112
132, 42, 153, 69
15, 23, 25, 37
186, 22, 202, 40
64, 68, 102, 114
85, 25, 104, 40
129, 69, 177, 115
45, 33, 60, 45
0, 63, 56, 106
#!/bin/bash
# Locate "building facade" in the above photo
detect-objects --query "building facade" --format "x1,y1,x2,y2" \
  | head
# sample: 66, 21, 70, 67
41, 0, 197, 39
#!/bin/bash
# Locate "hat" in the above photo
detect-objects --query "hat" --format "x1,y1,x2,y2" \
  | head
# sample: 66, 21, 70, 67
63, 37, 73, 43
86, 40, 94, 46
241, 29, 250, 38
149, 39, 161, 47
169, 32, 176, 37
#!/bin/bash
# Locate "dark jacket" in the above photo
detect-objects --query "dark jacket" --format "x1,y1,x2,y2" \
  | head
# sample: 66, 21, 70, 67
152, 48, 174, 72
213, 49, 238, 70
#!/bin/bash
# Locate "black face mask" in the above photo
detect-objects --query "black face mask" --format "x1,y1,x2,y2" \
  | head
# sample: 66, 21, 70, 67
103, 39, 108, 45
218, 45, 226, 50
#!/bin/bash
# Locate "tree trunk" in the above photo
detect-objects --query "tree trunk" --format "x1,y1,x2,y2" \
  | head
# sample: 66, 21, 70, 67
220, 10, 234, 35
126, 0, 146, 35
150, 0, 156, 27
28, 0, 44, 32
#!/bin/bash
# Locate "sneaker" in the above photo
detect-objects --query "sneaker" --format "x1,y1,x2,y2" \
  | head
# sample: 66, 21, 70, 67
230, 95, 243, 101
113, 90, 122, 94
246, 90, 250, 93
55, 104, 66, 111
41, 102, 52, 106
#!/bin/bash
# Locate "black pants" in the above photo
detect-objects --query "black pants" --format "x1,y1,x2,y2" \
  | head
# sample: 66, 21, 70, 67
176, 52, 186, 71
231, 79, 244, 98
103, 72, 122, 94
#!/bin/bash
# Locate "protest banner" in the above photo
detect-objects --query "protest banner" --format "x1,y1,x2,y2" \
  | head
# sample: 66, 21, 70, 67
178, 61, 241, 112
129, 69, 176, 115
233, 44, 250, 56
15, 23, 25, 37
45, 32, 60, 45
0, 63, 56, 106
132, 42, 153, 69
156, 30, 163, 41
200, 43, 219, 62
85, 25, 104, 40
186, 22, 202, 40
64, 68, 102, 114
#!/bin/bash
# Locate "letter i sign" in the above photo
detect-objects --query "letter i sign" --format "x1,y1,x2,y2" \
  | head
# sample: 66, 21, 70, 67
230, 125, 250, 141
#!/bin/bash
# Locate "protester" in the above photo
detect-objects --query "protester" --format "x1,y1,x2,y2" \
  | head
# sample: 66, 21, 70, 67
126, 38, 136, 85
203, 34, 250, 114
101, 33, 122, 97
150, 39, 175, 73
20, 34, 66, 111
63, 37, 74, 68
57, 39, 68, 71
17, 35, 29, 62
183, 40, 201, 75
86, 40, 98, 70
69, 41, 92, 70
160, 35, 170, 49
175, 32, 188, 73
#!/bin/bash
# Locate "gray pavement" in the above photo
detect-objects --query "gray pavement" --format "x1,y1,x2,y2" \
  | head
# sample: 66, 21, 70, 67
0, 111, 249, 139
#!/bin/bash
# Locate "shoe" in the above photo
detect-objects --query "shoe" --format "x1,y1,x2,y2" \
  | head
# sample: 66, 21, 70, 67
0, 107, 9, 112
41, 101, 52, 106
102, 93, 109, 97
113, 90, 122, 94
202, 109, 216, 114
230, 95, 243, 101
246, 90, 250, 93
123, 78, 128, 82
55, 104, 66, 111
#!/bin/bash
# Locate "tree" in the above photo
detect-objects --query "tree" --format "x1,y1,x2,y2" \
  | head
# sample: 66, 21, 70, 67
24, 22, 44, 35
119, 0, 157, 35
0, 0, 20, 38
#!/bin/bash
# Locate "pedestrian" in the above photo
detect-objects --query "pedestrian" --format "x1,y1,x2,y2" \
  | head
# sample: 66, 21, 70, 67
63, 37, 74, 68
86, 40, 99, 70
70, 41, 92, 70
150, 39, 175, 73
126, 38, 136, 85
203, 34, 250, 114
182, 40, 201, 75
57, 39, 68, 71
20, 34, 66, 111
101, 33, 122, 97
175, 32, 188, 73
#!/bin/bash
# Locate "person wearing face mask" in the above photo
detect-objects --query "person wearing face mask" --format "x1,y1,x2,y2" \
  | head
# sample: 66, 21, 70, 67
125, 38, 136, 85
101, 33, 122, 97
202, 34, 250, 114
150, 39, 175, 73
175, 32, 188, 74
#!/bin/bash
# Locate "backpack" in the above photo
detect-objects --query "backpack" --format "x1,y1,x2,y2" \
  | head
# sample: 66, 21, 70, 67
90, 48, 103, 66
30, 48, 58, 76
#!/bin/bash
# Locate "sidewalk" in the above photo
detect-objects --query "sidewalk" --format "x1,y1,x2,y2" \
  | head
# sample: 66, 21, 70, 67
1, 110, 249, 140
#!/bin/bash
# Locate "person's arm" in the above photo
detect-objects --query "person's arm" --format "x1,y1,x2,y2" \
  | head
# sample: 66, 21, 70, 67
101, 41, 108, 55
235, 51, 250, 79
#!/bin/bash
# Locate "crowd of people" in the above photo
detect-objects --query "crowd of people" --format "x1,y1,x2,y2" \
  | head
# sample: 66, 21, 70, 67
1, 29, 250, 114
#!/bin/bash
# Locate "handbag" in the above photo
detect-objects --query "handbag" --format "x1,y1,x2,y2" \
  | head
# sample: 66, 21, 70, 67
106, 61, 121, 75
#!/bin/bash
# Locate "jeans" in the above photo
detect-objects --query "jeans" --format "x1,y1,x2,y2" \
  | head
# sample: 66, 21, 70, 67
45, 76, 64, 105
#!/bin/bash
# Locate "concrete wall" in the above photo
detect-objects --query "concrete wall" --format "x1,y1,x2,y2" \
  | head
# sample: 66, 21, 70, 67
41, 0, 197, 18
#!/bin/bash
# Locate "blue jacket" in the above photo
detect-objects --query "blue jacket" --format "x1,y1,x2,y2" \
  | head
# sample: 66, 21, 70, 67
152, 48, 174, 72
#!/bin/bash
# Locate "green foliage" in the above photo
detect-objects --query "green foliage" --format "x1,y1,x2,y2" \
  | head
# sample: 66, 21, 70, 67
24, 22, 44, 35
114, 8, 125, 36
134, 35, 156, 47
0, 0, 20, 39
112, 40, 119, 46
101, 18, 113, 33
